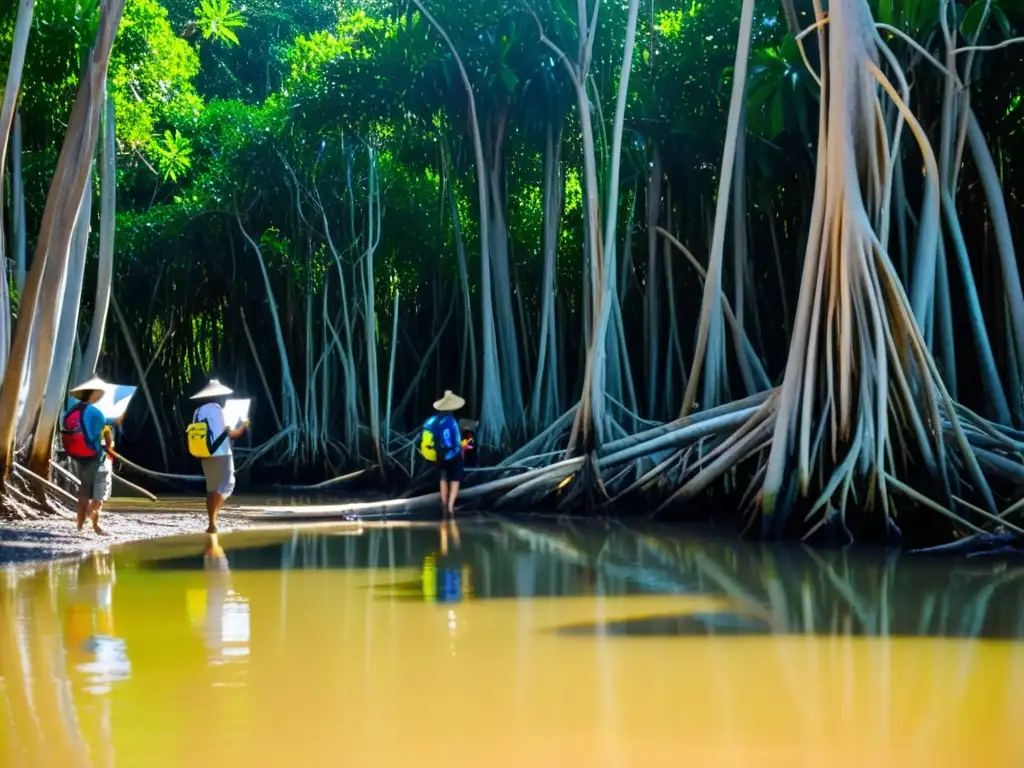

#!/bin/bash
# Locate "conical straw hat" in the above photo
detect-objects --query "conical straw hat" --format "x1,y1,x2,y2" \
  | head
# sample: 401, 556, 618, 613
68, 376, 110, 395
190, 379, 234, 400
433, 390, 465, 411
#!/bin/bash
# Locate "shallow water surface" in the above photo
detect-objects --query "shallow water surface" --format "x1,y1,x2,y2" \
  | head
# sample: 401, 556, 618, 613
2, 519, 1024, 767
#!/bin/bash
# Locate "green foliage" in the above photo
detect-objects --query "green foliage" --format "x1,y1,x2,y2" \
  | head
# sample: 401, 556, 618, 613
746, 36, 816, 145
108, 0, 202, 165
193, 0, 246, 46
10, 0, 1024, 473
152, 129, 194, 181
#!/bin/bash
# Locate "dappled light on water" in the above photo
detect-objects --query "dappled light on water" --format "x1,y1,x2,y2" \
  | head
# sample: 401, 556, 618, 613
2, 520, 1024, 766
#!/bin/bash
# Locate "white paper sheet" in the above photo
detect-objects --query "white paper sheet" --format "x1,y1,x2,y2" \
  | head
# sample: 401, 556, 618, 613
222, 399, 251, 429
92, 384, 137, 421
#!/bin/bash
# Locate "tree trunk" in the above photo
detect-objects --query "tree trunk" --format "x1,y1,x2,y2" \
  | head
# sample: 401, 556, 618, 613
28, 175, 93, 478
411, 0, 506, 445
364, 147, 382, 464
0, 0, 35, 275
79, 94, 116, 380
644, 144, 662, 417
0, 3, 123, 483
530, 124, 564, 430
11, 112, 27, 294
681, 0, 755, 417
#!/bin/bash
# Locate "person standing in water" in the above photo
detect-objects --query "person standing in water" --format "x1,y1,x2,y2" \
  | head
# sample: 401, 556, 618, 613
421, 391, 466, 517
62, 377, 121, 535
188, 380, 248, 533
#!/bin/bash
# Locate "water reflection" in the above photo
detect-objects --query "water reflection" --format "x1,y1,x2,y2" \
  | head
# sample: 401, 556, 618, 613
65, 553, 131, 694
2, 520, 1024, 765
187, 534, 251, 665
422, 520, 473, 604
138, 521, 1024, 640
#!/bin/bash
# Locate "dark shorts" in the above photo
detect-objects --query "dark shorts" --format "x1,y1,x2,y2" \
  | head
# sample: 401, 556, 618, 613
440, 452, 464, 484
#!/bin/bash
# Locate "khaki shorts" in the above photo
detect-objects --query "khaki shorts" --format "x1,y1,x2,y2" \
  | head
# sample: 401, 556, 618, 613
201, 455, 235, 497
73, 456, 113, 503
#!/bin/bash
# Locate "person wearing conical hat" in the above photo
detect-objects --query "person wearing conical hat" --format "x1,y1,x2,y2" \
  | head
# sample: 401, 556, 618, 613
189, 379, 249, 533
63, 376, 119, 535
422, 390, 466, 517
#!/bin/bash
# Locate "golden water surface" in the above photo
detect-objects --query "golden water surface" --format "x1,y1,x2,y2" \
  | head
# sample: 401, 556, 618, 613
2, 518, 1023, 767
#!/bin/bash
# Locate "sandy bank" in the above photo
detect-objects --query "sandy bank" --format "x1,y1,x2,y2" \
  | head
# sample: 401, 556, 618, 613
0, 504, 253, 567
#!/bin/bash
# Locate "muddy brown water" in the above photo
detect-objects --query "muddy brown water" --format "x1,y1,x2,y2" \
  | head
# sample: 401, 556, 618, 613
2, 518, 1023, 766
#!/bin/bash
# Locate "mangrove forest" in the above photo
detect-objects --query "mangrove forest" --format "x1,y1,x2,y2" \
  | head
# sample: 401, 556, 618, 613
2, 0, 1024, 544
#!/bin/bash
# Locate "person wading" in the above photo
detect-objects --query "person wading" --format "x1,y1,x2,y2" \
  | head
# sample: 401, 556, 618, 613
62, 377, 122, 535
187, 380, 248, 533
420, 391, 466, 518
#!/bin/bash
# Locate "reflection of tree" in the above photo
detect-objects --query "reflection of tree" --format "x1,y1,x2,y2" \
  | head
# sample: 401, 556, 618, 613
674, 536, 1024, 640
0, 563, 90, 765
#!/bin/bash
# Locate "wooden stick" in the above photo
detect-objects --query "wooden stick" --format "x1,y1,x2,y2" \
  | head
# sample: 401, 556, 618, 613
11, 462, 77, 506
111, 472, 158, 502
50, 459, 80, 486
53, 457, 157, 501
303, 468, 368, 490
107, 449, 203, 484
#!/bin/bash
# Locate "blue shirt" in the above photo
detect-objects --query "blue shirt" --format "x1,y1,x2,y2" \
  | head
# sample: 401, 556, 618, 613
424, 413, 461, 461
68, 399, 115, 455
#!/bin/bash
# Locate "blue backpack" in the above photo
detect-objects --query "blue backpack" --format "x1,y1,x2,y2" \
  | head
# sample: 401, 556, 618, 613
419, 414, 459, 462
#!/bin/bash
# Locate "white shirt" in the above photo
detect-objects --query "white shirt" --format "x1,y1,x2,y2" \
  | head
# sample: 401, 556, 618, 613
194, 403, 232, 457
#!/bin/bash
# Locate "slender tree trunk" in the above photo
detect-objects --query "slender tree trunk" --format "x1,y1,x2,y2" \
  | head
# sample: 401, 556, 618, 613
530, 124, 564, 430
28, 176, 93, 478
411, 0, 506, 445
534, 0, 603, 452
364, 147, 382, 463
316, 179, 358, 449
645, 144, 662, 417
681, 0, 756, 417
441, 137, 478, 408
236, 211, 299, 428
0, 257, 9, 380
966, 111, 1024, 421
384, 288, 399, 456
731, 102, 759, 396
11, 112, 27, 294
486, 115, 526, 430
0, 0, 35, 274
0, 0, 125, 486
79, 94, 116, 379
586, 0, 641, 446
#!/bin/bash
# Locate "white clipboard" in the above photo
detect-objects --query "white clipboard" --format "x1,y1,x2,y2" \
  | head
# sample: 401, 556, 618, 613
222, 399, 251, 429
93, 384, 137, 421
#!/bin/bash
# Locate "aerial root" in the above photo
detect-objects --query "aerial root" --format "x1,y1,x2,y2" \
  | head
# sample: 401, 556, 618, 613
0, 468, 76, 521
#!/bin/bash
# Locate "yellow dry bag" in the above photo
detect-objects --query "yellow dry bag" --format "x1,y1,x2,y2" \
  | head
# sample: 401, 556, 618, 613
187, 421, 213, 458
419, 428, 438, 462
187, 417, 229, 459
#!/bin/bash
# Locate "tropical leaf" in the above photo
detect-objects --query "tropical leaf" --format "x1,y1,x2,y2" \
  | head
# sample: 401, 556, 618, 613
194, 0, 247, 47
151, 129, 194, 182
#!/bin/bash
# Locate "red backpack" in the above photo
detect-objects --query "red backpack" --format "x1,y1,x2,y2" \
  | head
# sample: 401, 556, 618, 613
61, 403, 98, 459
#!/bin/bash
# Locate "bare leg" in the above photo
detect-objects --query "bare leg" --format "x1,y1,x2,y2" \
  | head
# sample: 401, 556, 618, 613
76, 499, 88, 531
447, 482, 460, 516
89, 501, 106, 535
439, 479, 450, 517
206, 492, 224, 533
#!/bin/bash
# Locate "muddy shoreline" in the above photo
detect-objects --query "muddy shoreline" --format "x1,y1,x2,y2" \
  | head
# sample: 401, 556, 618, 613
0, 508, 254, 567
